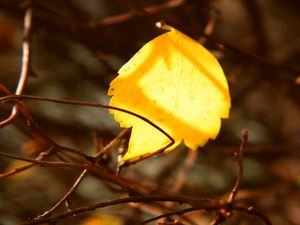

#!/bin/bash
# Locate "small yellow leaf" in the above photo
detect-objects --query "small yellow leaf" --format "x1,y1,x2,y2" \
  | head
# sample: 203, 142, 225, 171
80, 215, 123, 225
108, 25, 231, 163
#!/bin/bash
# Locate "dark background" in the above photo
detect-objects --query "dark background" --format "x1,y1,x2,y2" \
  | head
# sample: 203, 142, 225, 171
0, 0, 300, 224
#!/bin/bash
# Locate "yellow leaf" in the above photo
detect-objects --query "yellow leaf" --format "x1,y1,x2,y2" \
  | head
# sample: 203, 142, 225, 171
80, 215, 123, 225
108, 25, 230, 164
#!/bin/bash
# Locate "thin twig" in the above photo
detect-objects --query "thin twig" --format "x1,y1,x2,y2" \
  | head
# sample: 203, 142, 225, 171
94, 128, 131, 161
20, 195, 221, 225
160, 150, 198, 223
8, 0, 298, 77
0, 150, 87, 169
92, 132, 104, 154
0, 94, 175, 165
101, 0, 185, 26
31, 129, 93, 160
0, 7, 33, 128
171, 150, 198, 194
37, 129, 128, 219
0, 146, 54, 179
119, 0, 159, 22
0, 83, 36, 128
127, 199, 198, 225
0, 150, 157, 195
210, 129, 249, 225
227, 129, 248, 203
37, 169, 88, 218
31, 0, 184, 28
117, 1, 300, 76
141, 207, 198, 225
0, 163, 35, 179
207, 34, 300, 76
233, 206, 272, 225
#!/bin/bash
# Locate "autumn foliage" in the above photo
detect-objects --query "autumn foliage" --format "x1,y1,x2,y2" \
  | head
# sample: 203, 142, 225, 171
1, 1, 300, 225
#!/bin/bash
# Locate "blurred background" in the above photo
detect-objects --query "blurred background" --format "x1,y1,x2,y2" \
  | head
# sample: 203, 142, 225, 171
0, 0, 300, 224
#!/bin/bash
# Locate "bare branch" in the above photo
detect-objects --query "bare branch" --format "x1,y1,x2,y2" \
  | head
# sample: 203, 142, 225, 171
20, 195, 222, 225
94, 128, 131, 161
116, 1, 300, 76
233, 206, 273, 225
0, 146, 54, 179
0, 94, 175, 165
0, 163, 35, 179
0, 7, 33, 128
171, 150, 197, 194
210, 129, 249, 225
37, 169, 88, 219
227, 129, 248, 203
101, 0, 185, 26
141, 207, 198, 225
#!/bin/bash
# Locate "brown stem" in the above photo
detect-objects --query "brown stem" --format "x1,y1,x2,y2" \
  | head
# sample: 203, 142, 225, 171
171, 150, 198, 194
227, 129, 248, 203
0, 7, 33, 128
233, 206, 273, 225
101, 0, 185, 26
210, 129, 249, 225
0, 94, 175, 165
117, 0, 299, 75
0, 163, 35, 179
119, 0, 158, 22
37, 169, 88, 218
20, 195, 221, 225
94, 128, 131, 161
0, 146, 54, 179
141, 207, 197, 225
0, 150, 156, 194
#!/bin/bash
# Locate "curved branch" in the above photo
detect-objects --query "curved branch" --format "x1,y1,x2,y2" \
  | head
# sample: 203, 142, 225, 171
227, 129, 248, 203
233, 206, 272, 225
0, 7, 33, 128
141, 207, 198, 225
0, 94, 175, 165
37, 169, 88, 219
20, 195, 222, 225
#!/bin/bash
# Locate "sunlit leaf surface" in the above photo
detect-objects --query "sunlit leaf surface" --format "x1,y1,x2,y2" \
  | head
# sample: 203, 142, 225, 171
80, 215, 123, 225
108, 26, 231, 163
